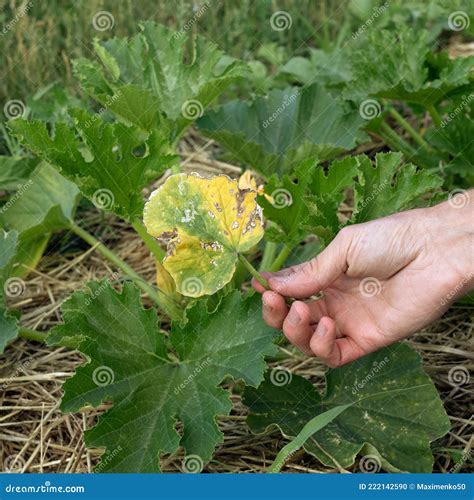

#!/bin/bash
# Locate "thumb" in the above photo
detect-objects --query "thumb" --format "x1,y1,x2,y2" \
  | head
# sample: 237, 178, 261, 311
268, 229, 351, 298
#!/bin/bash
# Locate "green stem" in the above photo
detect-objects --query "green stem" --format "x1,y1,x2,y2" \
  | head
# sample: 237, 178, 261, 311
270, 244, 293, 272
238, 254, 269, 289
380, 121, 417, 157
18, 327, 48, 343
388, 107, 432, 152
131, 219, 165, 261
70, 222, 183, 320
259, 242, 277, 272
426, 104, 442, 128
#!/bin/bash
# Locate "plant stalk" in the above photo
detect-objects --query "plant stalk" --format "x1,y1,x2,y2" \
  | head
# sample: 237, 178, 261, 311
388, 107, 432, 152
69, 222, 183, 320
426, 104, 442, 128
131, 219, 165, 261
18, 327, 48, 343
259, 241, 277, 272
238, 254, 269, 289
270, 244, 292, 272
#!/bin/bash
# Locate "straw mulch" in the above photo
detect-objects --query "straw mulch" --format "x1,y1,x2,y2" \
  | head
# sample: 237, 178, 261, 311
1, 134, 472, 474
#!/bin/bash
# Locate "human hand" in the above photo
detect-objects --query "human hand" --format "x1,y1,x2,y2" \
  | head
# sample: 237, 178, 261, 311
253, 193, 474, 367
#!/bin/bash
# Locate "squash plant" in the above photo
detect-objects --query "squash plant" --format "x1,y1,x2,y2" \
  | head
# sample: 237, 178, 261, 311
1, 22, 453, 473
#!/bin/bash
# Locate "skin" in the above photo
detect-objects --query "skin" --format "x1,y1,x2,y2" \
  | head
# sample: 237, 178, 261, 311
253, 191, 474, 367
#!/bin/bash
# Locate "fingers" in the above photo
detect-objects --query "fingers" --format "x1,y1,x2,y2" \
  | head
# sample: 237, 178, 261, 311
262, 290, 288, 329
265, 230, 351, 298
309, 317, 366, 367
282, 301, 314, 356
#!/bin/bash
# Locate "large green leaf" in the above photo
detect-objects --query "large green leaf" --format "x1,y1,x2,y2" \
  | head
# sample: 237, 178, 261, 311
0, 156, 41, 191
0, 162, 80, 277
243, 344, 450, 473
48, 283, 277, 472
352, 152, 442, 223
0, 230, 20, 351
9, 110, 176, 220
73, 22, 247, 139
197, 84, 367, 177
344, 26, 474, 106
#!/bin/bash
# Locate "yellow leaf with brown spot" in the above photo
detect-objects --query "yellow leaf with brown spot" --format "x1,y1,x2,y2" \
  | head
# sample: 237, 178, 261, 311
144, 173, 264, 297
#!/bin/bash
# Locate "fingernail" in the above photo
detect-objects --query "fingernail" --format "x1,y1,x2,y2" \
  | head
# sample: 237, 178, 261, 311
287, 309, 300, 325
318, 322, 327, 336
262, 296, 272, 310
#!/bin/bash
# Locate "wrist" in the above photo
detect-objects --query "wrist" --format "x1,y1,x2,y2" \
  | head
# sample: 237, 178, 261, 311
429, 190, 474, 291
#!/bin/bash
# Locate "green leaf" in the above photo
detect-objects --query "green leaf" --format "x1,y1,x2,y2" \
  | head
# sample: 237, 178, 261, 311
427, 109, 474, 185
244, 344, 450, 473
352, 152, 442, 223
306, 155, 359, 243
9, 110, 176, 220
0, 230, 20, 351
344, 26, 474, 106
1, 162, 79, 236
73, 22, 247, 139
0, 162, 80, 277
258, 161, 315, 245
197, 84, 367, 177
144, 173, 264, 297
0, 156, 41, 191
49, 283, 277, 472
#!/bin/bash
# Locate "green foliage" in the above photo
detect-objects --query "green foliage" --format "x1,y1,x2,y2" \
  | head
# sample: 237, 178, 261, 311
0, 162, 80, 278
0, 156, 41, 191
9, 110, 176, 220
244, 344, 450, 472
48, 283, 277, 472
197, 83, 367, 177
352, 152, 443, 222
73, 22, 247, 140
0, 230, 20, 351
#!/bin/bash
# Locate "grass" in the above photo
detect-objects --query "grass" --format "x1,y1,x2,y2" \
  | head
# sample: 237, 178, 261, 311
0, 0, 349, 102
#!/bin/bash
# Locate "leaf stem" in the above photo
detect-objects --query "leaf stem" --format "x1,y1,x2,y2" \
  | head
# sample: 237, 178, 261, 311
259, 242, 277, 272
18, 327, 48, 343
69, 222, 183, 320
388, 107, 432, 152
238, 254, 269, 289
426, 104, 443, 128
131, 219, 165, 261
380, 122, 417, 157
269, 244, 292, 272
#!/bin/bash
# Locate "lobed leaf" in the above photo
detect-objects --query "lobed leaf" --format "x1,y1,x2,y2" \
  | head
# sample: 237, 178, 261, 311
49, 283, 278, 472
197, 84, 367, 177
9, 110, 177, 220
144, 173, 264, 297
73, 22, 247, 139
243, 344, 450, 472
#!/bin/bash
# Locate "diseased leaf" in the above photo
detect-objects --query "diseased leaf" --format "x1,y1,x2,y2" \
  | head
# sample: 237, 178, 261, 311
74, 22, 247, 138
244, 344, 450, 473
352, 152, 442, 223
197, 84, 367, 177
0, 230, 20, 351
49, 283, 277, 472
144, 174, 264, 297
9, 110, 177, 220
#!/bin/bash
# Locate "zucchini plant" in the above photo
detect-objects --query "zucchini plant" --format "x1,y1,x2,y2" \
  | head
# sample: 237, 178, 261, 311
1, 21, 455, 473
